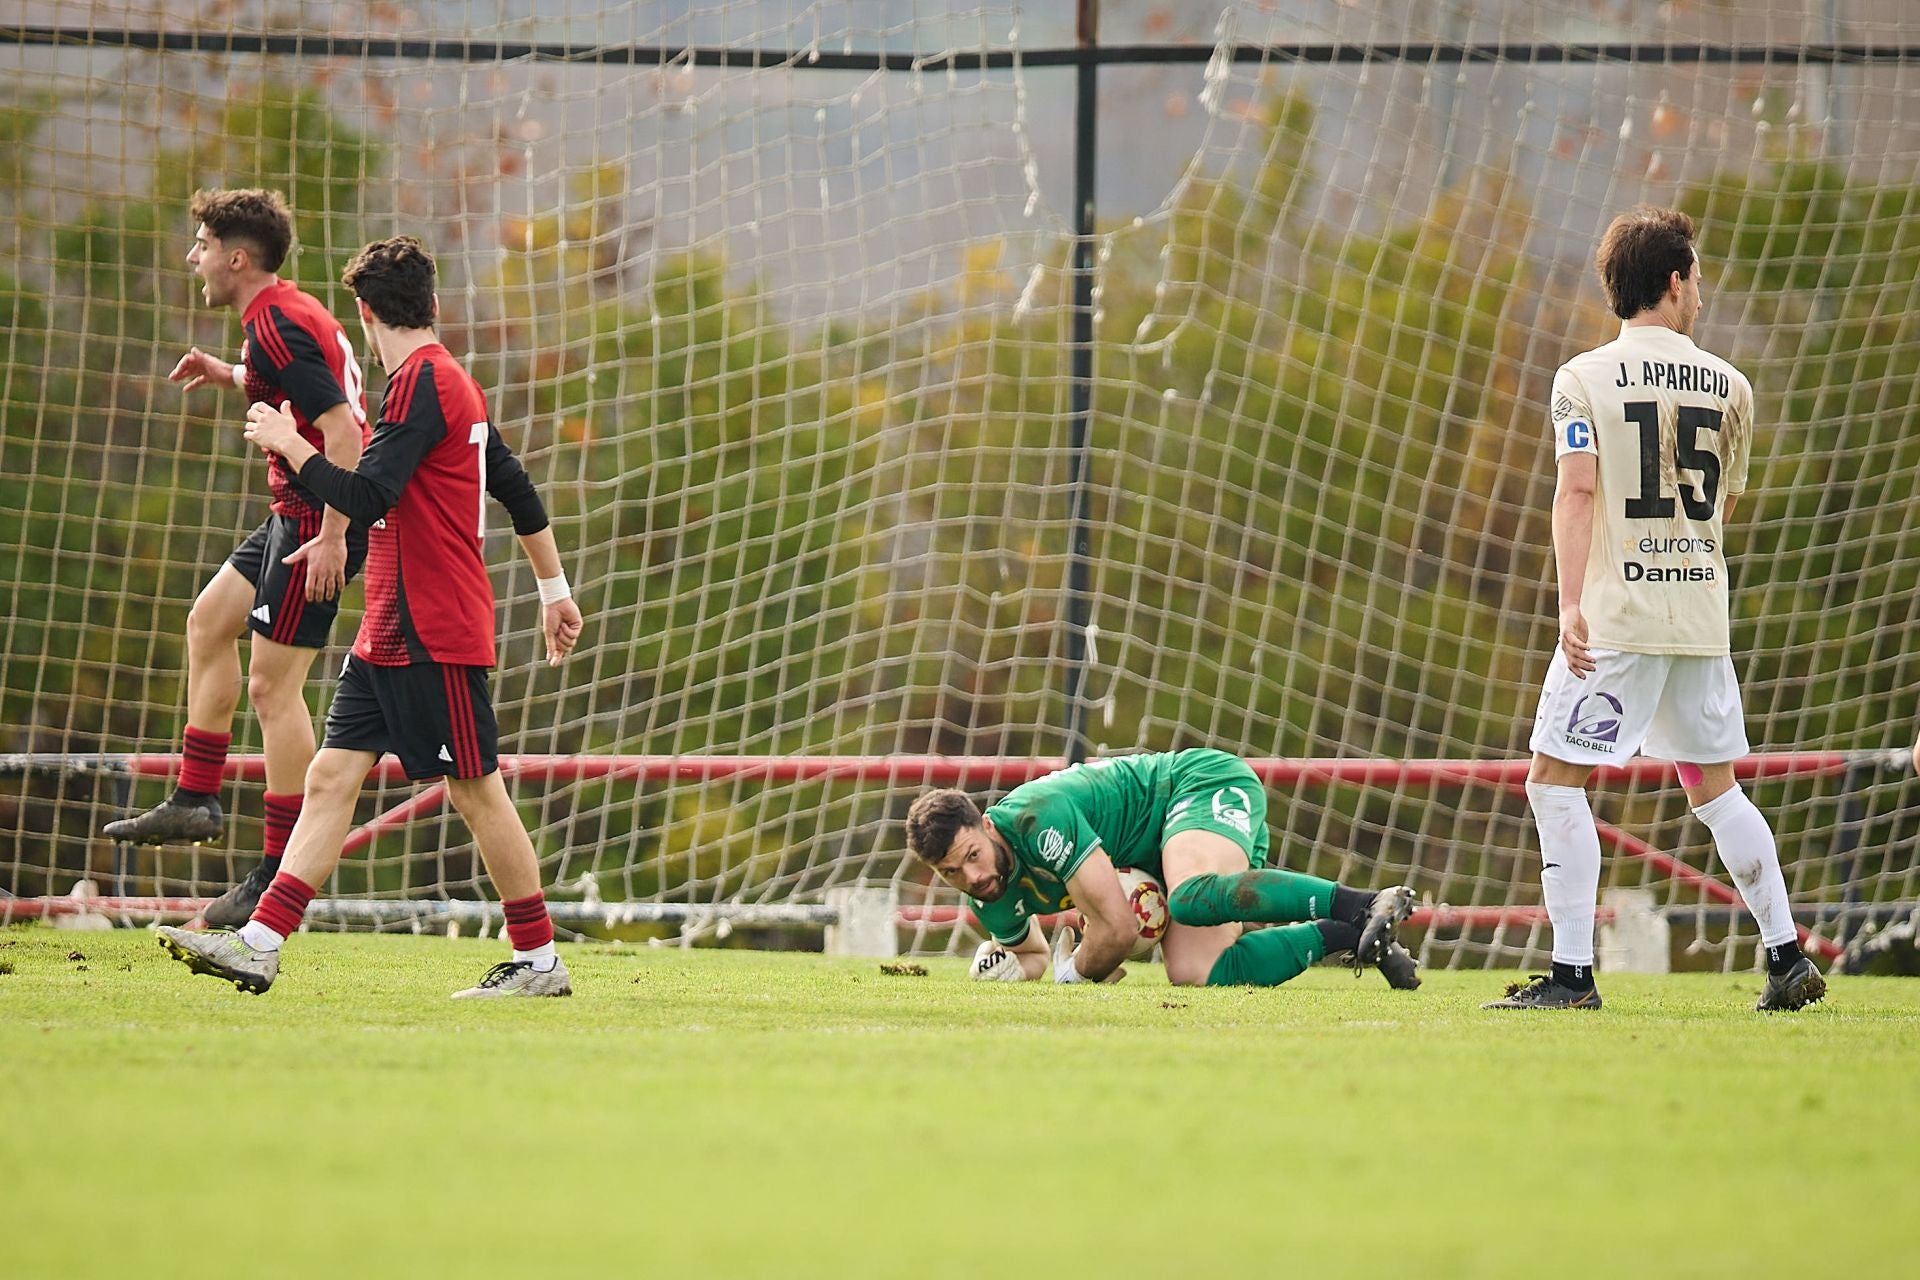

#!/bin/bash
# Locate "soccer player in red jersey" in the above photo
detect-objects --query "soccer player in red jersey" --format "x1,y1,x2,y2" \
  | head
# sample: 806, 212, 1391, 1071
105, 189, 372, 930
159, 236, 586, 998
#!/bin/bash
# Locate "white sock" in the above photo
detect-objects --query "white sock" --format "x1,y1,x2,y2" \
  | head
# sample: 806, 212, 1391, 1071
1693, 786, 1796, 947
513, 942, 557, 972
1526, 781, 1603, 966
237, 921, 285, 952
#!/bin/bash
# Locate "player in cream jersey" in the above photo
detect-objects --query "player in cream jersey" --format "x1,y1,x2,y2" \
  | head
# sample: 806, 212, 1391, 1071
1486, 206, 1826, 1014
1550, 324, 1752, 655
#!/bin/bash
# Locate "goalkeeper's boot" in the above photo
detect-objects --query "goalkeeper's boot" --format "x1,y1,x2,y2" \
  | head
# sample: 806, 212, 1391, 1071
199, 861, 276, 929
1353, 885, 1415, 966
1754, 956, 1827, 1013
156, 926, 278, 995
1481, 973, 1602, 1010
1374, 940, 1422, 991
451, 958, 573, 999
103, 794, 223, 846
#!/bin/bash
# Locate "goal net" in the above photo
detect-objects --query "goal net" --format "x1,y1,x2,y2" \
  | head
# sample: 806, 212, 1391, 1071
4, 1, 1919, 968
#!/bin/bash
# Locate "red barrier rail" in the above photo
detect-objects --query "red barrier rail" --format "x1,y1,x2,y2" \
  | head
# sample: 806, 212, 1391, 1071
103, 751, 1861, 787
7, 750, 1879, 958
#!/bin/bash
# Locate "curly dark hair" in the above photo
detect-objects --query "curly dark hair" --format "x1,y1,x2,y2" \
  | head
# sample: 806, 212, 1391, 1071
189, 188, 293, 273
905, 789, 983, 865
340, 236, 437, 329
1595, 206, 1697, 319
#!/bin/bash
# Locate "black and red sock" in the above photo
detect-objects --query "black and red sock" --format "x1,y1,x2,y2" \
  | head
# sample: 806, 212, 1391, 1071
249, 872, 316, 939
503, 893, 554, 954
261, 791, 303, 872
174, 726, 231, 800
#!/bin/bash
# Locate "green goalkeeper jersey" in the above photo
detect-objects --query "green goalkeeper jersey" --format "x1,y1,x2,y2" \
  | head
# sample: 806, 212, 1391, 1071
971, 749, 1267, 944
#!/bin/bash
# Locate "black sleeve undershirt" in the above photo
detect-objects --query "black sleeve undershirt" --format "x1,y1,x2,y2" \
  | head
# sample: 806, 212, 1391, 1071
247, 306, 349, 425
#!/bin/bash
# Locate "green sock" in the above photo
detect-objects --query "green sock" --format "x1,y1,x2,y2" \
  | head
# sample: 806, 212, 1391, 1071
1205, 924, 1326, 987
1168, 869, 1342, 927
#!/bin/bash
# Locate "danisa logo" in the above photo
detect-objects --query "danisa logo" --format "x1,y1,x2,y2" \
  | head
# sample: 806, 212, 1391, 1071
1038, 826, 1073, 869
1623, 535, 1717, 583
1566, 691, 1624, 750
1624, 561, 1715, 582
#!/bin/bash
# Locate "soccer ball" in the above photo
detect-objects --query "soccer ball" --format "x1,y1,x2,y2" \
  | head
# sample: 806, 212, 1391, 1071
1116, 866, 1170, 959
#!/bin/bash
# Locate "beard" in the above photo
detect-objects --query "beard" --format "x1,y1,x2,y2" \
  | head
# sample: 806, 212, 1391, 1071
971, 839, 1015, 902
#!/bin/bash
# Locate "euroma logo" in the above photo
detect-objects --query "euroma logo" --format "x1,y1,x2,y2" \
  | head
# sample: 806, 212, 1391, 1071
1566, 691, 1624, 751
1623, 536, 1718, 583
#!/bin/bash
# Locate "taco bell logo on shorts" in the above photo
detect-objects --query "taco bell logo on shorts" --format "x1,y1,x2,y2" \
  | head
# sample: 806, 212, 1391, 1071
1566, 690, 1624, 750
1211, 787, 1253, 837
1038, 826, 1073, 869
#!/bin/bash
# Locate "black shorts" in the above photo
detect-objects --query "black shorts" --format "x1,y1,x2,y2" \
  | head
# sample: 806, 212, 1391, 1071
228, 512, 368, 650
323, 656, 499, 781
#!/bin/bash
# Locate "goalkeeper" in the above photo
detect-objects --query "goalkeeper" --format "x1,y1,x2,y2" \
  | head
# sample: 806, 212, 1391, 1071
906, 749, 1418, 989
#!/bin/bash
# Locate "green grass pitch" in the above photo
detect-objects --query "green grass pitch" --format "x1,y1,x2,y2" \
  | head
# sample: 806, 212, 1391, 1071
3, 926, 1916, 1279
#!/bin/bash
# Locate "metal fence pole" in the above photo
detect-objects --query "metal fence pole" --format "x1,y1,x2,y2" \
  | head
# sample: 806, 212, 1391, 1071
1826, 758, 1875, 944
1061, 0, 1100, 764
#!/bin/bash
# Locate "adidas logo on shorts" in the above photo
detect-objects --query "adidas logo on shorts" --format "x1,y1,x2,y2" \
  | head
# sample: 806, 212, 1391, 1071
251, 604, 271, 623
438, 745, 452, 763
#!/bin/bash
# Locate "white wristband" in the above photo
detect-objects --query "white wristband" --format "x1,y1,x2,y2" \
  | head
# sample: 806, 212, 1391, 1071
231, 360, 247, 389
1054, 953, 1084, 984
536, 572, 572, 605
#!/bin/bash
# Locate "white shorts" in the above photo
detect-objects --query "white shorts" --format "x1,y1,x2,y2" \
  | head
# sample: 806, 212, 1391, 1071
1528, 648, 1750, 767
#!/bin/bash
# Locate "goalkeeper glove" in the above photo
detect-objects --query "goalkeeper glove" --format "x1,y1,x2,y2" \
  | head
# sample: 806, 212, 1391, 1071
1051, 920, 1085, 982
1050, 920, 1126, 984
969, 939, 1028, 982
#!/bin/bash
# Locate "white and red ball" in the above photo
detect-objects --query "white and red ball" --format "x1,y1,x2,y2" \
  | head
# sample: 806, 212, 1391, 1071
1116, 866, 1170, 959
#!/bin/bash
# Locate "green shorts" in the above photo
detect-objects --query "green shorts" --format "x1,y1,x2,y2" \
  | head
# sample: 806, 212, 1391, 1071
1159, 749, 1269, 869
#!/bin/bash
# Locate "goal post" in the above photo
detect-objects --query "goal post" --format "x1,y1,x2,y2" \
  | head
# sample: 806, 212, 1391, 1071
6, 4, 1920, 970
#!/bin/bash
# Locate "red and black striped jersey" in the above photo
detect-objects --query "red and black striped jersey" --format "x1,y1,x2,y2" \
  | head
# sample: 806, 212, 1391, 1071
294, 343, 549, 668
239, 279, 371, 516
